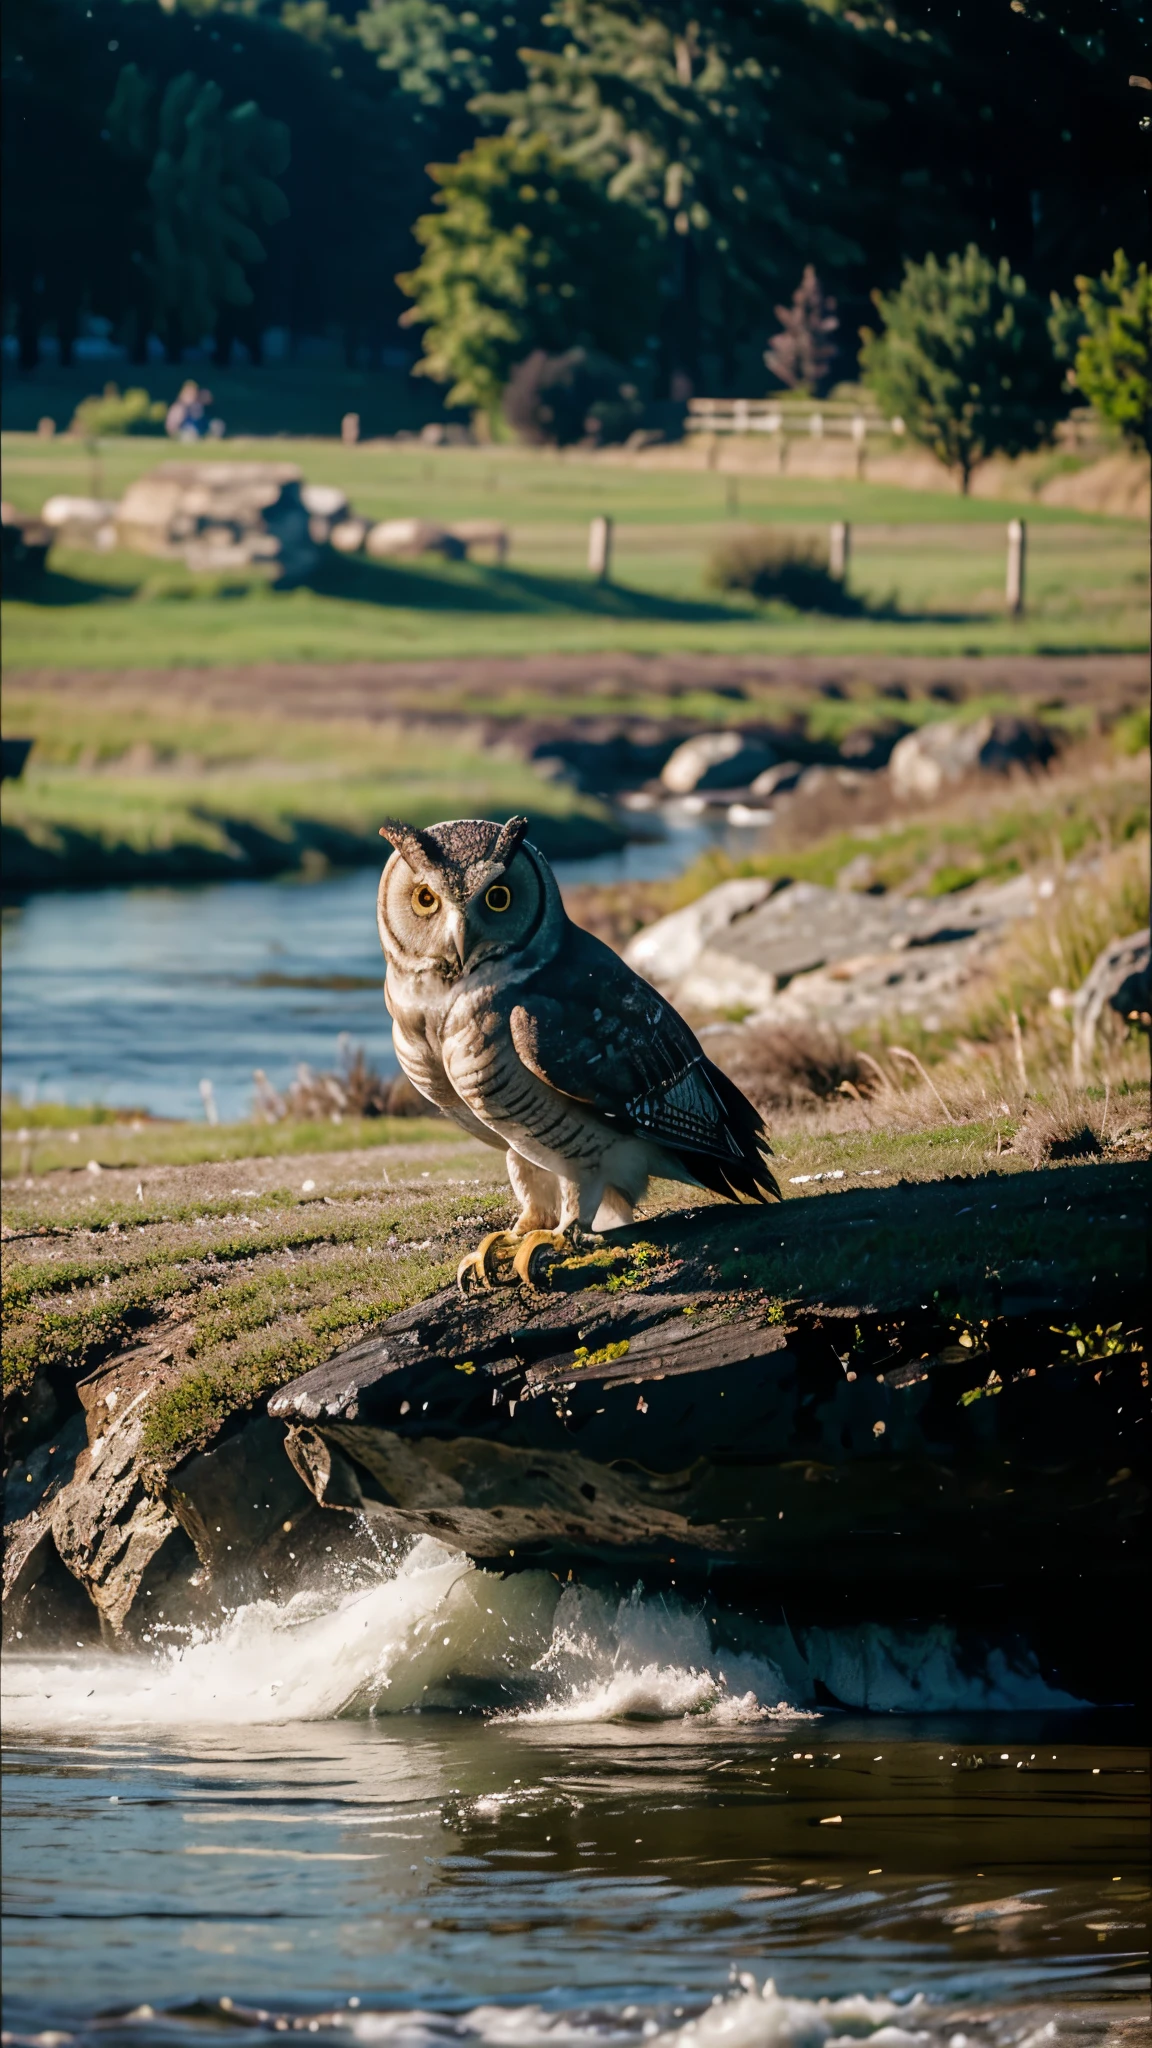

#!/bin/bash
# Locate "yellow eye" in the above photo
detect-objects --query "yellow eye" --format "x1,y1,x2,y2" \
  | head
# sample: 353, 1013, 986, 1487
411, 883, 440, 917
484, 883, 512, 913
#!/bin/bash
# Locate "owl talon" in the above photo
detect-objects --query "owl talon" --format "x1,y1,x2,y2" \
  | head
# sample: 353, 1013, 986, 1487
511, 1229, 572, 1289
457, 1230, 521, 1293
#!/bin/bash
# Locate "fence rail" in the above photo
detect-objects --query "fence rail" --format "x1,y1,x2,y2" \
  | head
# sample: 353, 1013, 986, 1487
686, 397, 901, 441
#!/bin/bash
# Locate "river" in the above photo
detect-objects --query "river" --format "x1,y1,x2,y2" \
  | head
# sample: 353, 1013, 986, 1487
1, 819, 734, 1123
2, 1535, 1147, 2045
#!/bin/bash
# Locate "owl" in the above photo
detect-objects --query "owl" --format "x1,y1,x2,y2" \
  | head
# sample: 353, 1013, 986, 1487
377, 814, 779, 1288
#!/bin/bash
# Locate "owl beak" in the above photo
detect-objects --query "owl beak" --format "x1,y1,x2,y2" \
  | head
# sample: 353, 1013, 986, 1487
443, 905, 466, 967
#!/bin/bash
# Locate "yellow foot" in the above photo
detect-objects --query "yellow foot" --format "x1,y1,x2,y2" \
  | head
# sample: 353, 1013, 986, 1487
511, 1229, 572, 1289
456, 1230, 523, 1294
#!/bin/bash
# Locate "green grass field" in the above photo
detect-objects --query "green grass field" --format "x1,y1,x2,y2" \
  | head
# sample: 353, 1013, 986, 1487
3, 434, 1146, 666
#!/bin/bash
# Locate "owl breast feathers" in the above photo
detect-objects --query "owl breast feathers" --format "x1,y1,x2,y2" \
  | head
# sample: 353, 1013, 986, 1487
377, 814, 778, 1238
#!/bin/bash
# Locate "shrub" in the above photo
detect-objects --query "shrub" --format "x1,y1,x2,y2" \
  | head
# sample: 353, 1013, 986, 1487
1051, 251, 1151, 452
253, 1039, 435, 1122
860, 245, 1061, 492
706, 531, 857, 613
69, 384, 166, 437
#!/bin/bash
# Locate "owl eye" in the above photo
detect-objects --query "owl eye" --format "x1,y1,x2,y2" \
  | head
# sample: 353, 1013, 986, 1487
411, 883, 440, 917
484, 883, 512, 913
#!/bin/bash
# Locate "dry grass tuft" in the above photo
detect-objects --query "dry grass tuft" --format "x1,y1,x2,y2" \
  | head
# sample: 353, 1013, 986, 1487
708, 1022, 872, 1114
253, 1038, 434, 1123
1010, 1103, 1104, 1167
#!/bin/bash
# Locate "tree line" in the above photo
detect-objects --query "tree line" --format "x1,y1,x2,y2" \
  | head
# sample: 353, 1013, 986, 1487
3, 0, 1146, 434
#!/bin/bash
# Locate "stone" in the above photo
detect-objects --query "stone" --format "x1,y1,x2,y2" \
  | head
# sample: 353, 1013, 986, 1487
300, 482, 350, 544
837, 721, 912, 769
889, 714, 1056, 800
660, 730, 776, 793
116, 462, 318, 585
328, 517, 370, 553
364, 518, 466, 561
749, 761, 805, 797
39, 495, 118, 549
1072, 928, 1151, 1080
625, 877, 777, 987
627, 871, 1038, 1025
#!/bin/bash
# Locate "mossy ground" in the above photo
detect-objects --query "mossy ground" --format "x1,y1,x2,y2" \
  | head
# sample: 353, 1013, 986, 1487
6, 1103, 1146, 1468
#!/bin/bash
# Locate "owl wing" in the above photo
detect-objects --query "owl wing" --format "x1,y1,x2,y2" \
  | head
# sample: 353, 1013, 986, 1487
508, 927, 779, 1202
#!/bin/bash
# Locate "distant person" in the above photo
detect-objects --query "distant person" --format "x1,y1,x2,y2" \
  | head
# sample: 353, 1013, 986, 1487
166, 382, 221, 440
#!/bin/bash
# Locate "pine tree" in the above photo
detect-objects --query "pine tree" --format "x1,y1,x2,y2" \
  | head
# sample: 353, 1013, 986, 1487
107, 66, 290, 358
764, 267, 839, 394
1051, 251, 1151, 452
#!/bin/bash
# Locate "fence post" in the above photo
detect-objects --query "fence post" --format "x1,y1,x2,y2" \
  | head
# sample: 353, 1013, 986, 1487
341, 412, 360, 445
829, 521, 851, 581
852, 413, 867, 479
1006, 518, 1026, 617
588, 514, 614, 582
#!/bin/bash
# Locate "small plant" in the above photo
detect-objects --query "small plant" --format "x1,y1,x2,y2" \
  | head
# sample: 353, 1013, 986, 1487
705, 531, 858, 613
69, 384, 166, 437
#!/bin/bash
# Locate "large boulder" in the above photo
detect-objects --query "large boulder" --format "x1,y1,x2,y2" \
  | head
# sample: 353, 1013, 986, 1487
116, 462, 318, 585
626, 871, 1038, 1027
889, 715, 1055, 800
660, 730, 776, 794
364, 518, 466, 561
1072, 929, 1151, 1079
40, 495, 118, 549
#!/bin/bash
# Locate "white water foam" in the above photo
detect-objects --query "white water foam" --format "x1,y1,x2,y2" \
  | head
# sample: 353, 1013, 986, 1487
0, 1537, 1081, 1732
338, 1981, 937, 2048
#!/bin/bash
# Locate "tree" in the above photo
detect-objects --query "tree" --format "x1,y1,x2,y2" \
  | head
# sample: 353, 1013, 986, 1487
107, 66, 289, 359
478, 0, 874, 394
1051, 251, 1151, 452
764, 267, 839, 394
859, 246, 1062, 492
396, 134, 661, 417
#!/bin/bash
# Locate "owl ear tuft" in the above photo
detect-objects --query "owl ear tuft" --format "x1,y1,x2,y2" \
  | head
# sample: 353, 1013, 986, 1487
491, 815, 529, 869
379, 817, 440, 873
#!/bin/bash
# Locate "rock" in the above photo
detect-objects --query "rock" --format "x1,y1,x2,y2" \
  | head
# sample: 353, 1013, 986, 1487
40, 495, 118, 549
627, 872, 1037, 1025
889, 715, 1056, 800
447, 519, 509, 563
660, 731, 776, 794
364, 518, 466, 561
328, 517, 369, 553
300, 482, 351, 545
116, 462, 318, 585
749, 761, 804, 797
1072, 929, 1151, 1080
625, 877, 777, 987
300, 482, 349, 522
837, 721, 912, 769
266, 1164, 1146, 1595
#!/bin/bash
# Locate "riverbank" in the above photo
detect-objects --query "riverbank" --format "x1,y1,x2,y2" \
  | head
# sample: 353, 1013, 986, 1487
2, 653, 1145, 890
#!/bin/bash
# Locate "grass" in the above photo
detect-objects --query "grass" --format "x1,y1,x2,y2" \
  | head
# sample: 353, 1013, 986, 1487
5, 1084, 1146, 1464
570, 755, 1151, 948
2, 434, 1146, 665
0, 691, 619, 881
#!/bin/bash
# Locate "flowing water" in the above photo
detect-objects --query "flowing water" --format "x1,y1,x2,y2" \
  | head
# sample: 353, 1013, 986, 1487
0, 819, 736, 1122
2, 1539, 1147, 2045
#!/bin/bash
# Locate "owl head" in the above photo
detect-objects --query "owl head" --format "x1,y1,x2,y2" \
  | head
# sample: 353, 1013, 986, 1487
377, 815, 558, 981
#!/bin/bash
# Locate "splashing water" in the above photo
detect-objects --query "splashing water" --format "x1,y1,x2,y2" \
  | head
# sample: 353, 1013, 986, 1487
1, 1537, 1081, 1732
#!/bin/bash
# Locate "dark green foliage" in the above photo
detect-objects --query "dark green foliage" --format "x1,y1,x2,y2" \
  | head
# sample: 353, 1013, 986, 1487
106, 66, 289, 354
68, 385, 166, 437
860, 247, 1063, 491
